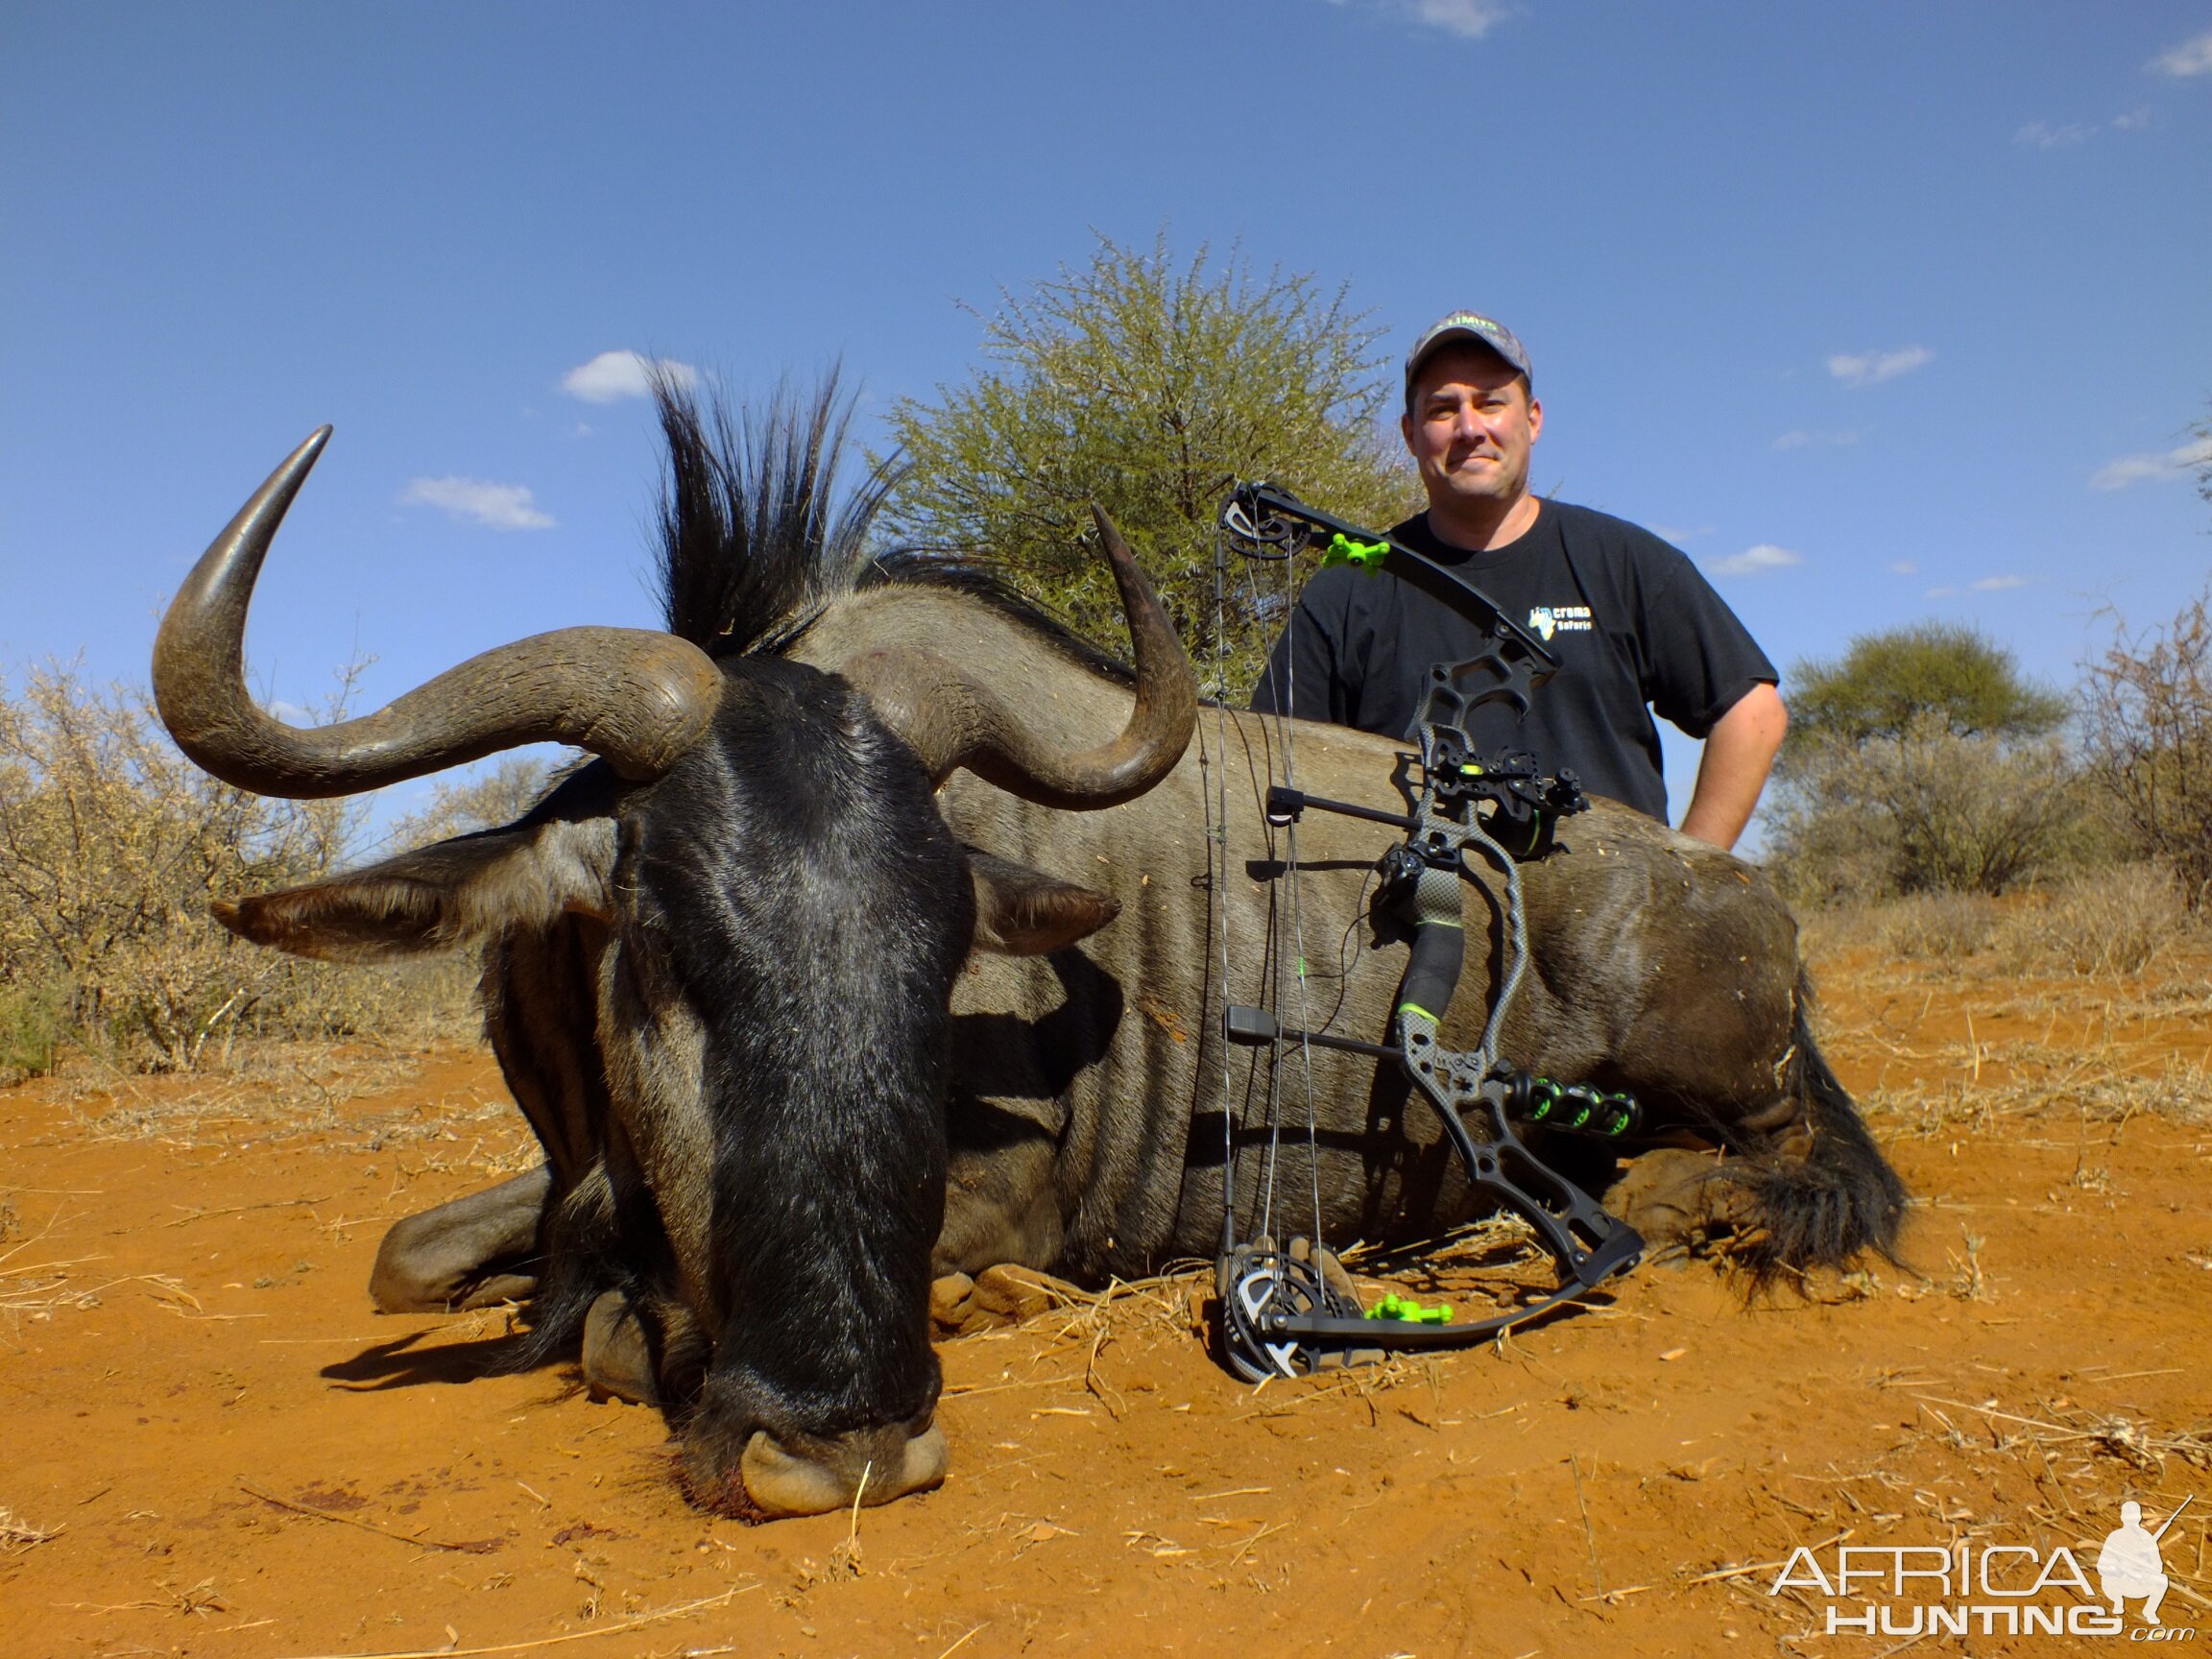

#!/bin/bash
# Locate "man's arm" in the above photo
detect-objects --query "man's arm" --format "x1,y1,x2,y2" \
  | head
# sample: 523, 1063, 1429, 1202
1677, 682, 1787, 851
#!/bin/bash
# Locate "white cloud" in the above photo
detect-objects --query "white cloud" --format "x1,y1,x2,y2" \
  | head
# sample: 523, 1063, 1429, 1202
2112, 108, 2152, 131
1827, 346, 1933, 388
2151, 30, 2212, 76
1650, 522, 1713, 543
1772, 428, 1861, 450
1330, 0, 1513, 39
561, 349, 701, 404
400, 476, 556, 531
1705, 543, 1804, 578
1888, 561, 1918, 576
2090, 435, 2212, 491
1971, 574, 2032, 591
2015, 119, 2096, 149
1407, 0, 1510, 36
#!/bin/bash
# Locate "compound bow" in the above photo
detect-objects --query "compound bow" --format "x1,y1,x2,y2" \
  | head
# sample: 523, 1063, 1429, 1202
1207, 481, 1646, 1382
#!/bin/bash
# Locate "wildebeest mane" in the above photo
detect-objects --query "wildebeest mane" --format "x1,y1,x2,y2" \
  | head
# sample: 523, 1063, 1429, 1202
652, 369, 898, 658
652, 373, 1135, 685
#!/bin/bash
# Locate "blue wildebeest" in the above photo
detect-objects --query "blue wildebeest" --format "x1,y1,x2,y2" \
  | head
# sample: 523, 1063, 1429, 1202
152, 386, 1196, 1518
160, 381, 1905, 1517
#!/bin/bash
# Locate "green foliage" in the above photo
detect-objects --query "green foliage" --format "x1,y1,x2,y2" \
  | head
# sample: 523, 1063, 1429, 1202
0, 981, 66, 1081
2080, 584, 2212, 909
1783, 622, 2067, 753
881, 233, 1416, 692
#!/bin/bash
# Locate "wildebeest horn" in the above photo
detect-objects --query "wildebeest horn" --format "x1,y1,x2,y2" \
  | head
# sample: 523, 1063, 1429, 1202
841, 507, 1198, 809
154, 427, 725, 798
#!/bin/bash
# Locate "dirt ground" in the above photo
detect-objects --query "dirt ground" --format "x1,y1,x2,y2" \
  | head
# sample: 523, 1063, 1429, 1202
4, 940, 2208, 1659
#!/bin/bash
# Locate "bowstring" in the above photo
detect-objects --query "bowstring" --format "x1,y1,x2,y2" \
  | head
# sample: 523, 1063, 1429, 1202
1235, 535, 1324, 1259
1206, 515, 1238, 1255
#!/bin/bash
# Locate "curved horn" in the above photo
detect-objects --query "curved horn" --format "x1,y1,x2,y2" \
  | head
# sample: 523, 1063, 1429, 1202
154, 428, 725, 798
843, 507, 1197, 809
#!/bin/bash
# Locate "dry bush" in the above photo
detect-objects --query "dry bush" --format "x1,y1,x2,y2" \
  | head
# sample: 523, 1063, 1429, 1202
1872, 891, 2002, 961
1992, 863, 2199, 976
2081, 586, 2212, 909
1767, 720, 2090, 905
0, 664, 476, 1079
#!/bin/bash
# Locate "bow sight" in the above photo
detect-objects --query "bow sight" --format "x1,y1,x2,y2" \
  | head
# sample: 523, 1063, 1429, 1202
1211, 480, 1645, 1382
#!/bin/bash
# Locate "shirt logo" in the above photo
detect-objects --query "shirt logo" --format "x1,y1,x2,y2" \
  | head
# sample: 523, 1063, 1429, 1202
1527, 604, 1594, 641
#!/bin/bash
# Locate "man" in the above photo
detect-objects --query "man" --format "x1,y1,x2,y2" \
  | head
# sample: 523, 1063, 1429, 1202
1250, 312, 1786, 852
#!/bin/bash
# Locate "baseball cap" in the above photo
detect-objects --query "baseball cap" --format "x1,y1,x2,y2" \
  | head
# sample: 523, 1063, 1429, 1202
1404, 312, 1533, 402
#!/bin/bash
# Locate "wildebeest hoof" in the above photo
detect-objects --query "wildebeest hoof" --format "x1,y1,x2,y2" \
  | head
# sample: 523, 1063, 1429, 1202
731, 1422, 949, 1520
581, 1290, 657, 1406
928, 1272, 976, 1334
935, 1263, 1080, 1334
368, 1166, 551, 1312
1609, 1148, 1745, 1250
970, 1263, 1076, 1322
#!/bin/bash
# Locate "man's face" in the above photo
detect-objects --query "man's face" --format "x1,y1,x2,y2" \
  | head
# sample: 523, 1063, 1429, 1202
1400, 344, 1543, 514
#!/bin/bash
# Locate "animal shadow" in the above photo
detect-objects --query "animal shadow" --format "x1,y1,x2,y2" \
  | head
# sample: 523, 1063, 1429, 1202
320, 1327, 529, 1392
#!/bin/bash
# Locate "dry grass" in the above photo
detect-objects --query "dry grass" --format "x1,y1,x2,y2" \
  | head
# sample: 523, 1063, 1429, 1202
1993, 863, 2198, 975
0, 1505, 61, 1554
1801, 862, 2206, 980
56, 1051, 542, 1178
1872, 891, 2001, 961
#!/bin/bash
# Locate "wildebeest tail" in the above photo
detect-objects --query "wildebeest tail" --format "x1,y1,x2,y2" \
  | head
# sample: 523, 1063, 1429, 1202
1721, 972, 1908, 1279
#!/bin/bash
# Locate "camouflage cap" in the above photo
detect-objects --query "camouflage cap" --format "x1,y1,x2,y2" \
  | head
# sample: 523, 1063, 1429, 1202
1404, 311, 1533, 401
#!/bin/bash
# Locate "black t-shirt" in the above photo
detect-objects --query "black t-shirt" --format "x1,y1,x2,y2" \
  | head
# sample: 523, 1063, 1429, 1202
1246, 501, 1777, 822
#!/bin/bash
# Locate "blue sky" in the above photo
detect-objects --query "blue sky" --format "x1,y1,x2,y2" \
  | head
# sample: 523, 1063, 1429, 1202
4, 2, 2208, 833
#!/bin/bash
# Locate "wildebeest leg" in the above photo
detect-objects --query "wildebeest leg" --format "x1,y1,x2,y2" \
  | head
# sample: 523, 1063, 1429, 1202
1607, 1147, 1756, 1251
369, 1166, 551, 1312
482, 919, 614, 1192
369, 917, 616, 1312
936, 1107, 1065, 1274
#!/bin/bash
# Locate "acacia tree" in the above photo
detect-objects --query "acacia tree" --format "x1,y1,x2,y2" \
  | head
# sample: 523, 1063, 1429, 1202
880, 234, 1414, 692
1767, 623, 2082, 901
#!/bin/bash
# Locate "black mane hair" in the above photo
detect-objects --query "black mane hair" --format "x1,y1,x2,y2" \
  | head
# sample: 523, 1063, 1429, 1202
650, 373, 1134, 685
652, 367, 896, 657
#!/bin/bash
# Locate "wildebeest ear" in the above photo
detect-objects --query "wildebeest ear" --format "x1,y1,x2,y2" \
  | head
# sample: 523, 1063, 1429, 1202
967, 850, 1121, 956
213, 820, 618, 963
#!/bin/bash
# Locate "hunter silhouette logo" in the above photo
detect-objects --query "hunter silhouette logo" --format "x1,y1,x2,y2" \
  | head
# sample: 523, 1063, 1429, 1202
1768, 1496, 2199, 1639
2101, 1497, 2189, 1626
